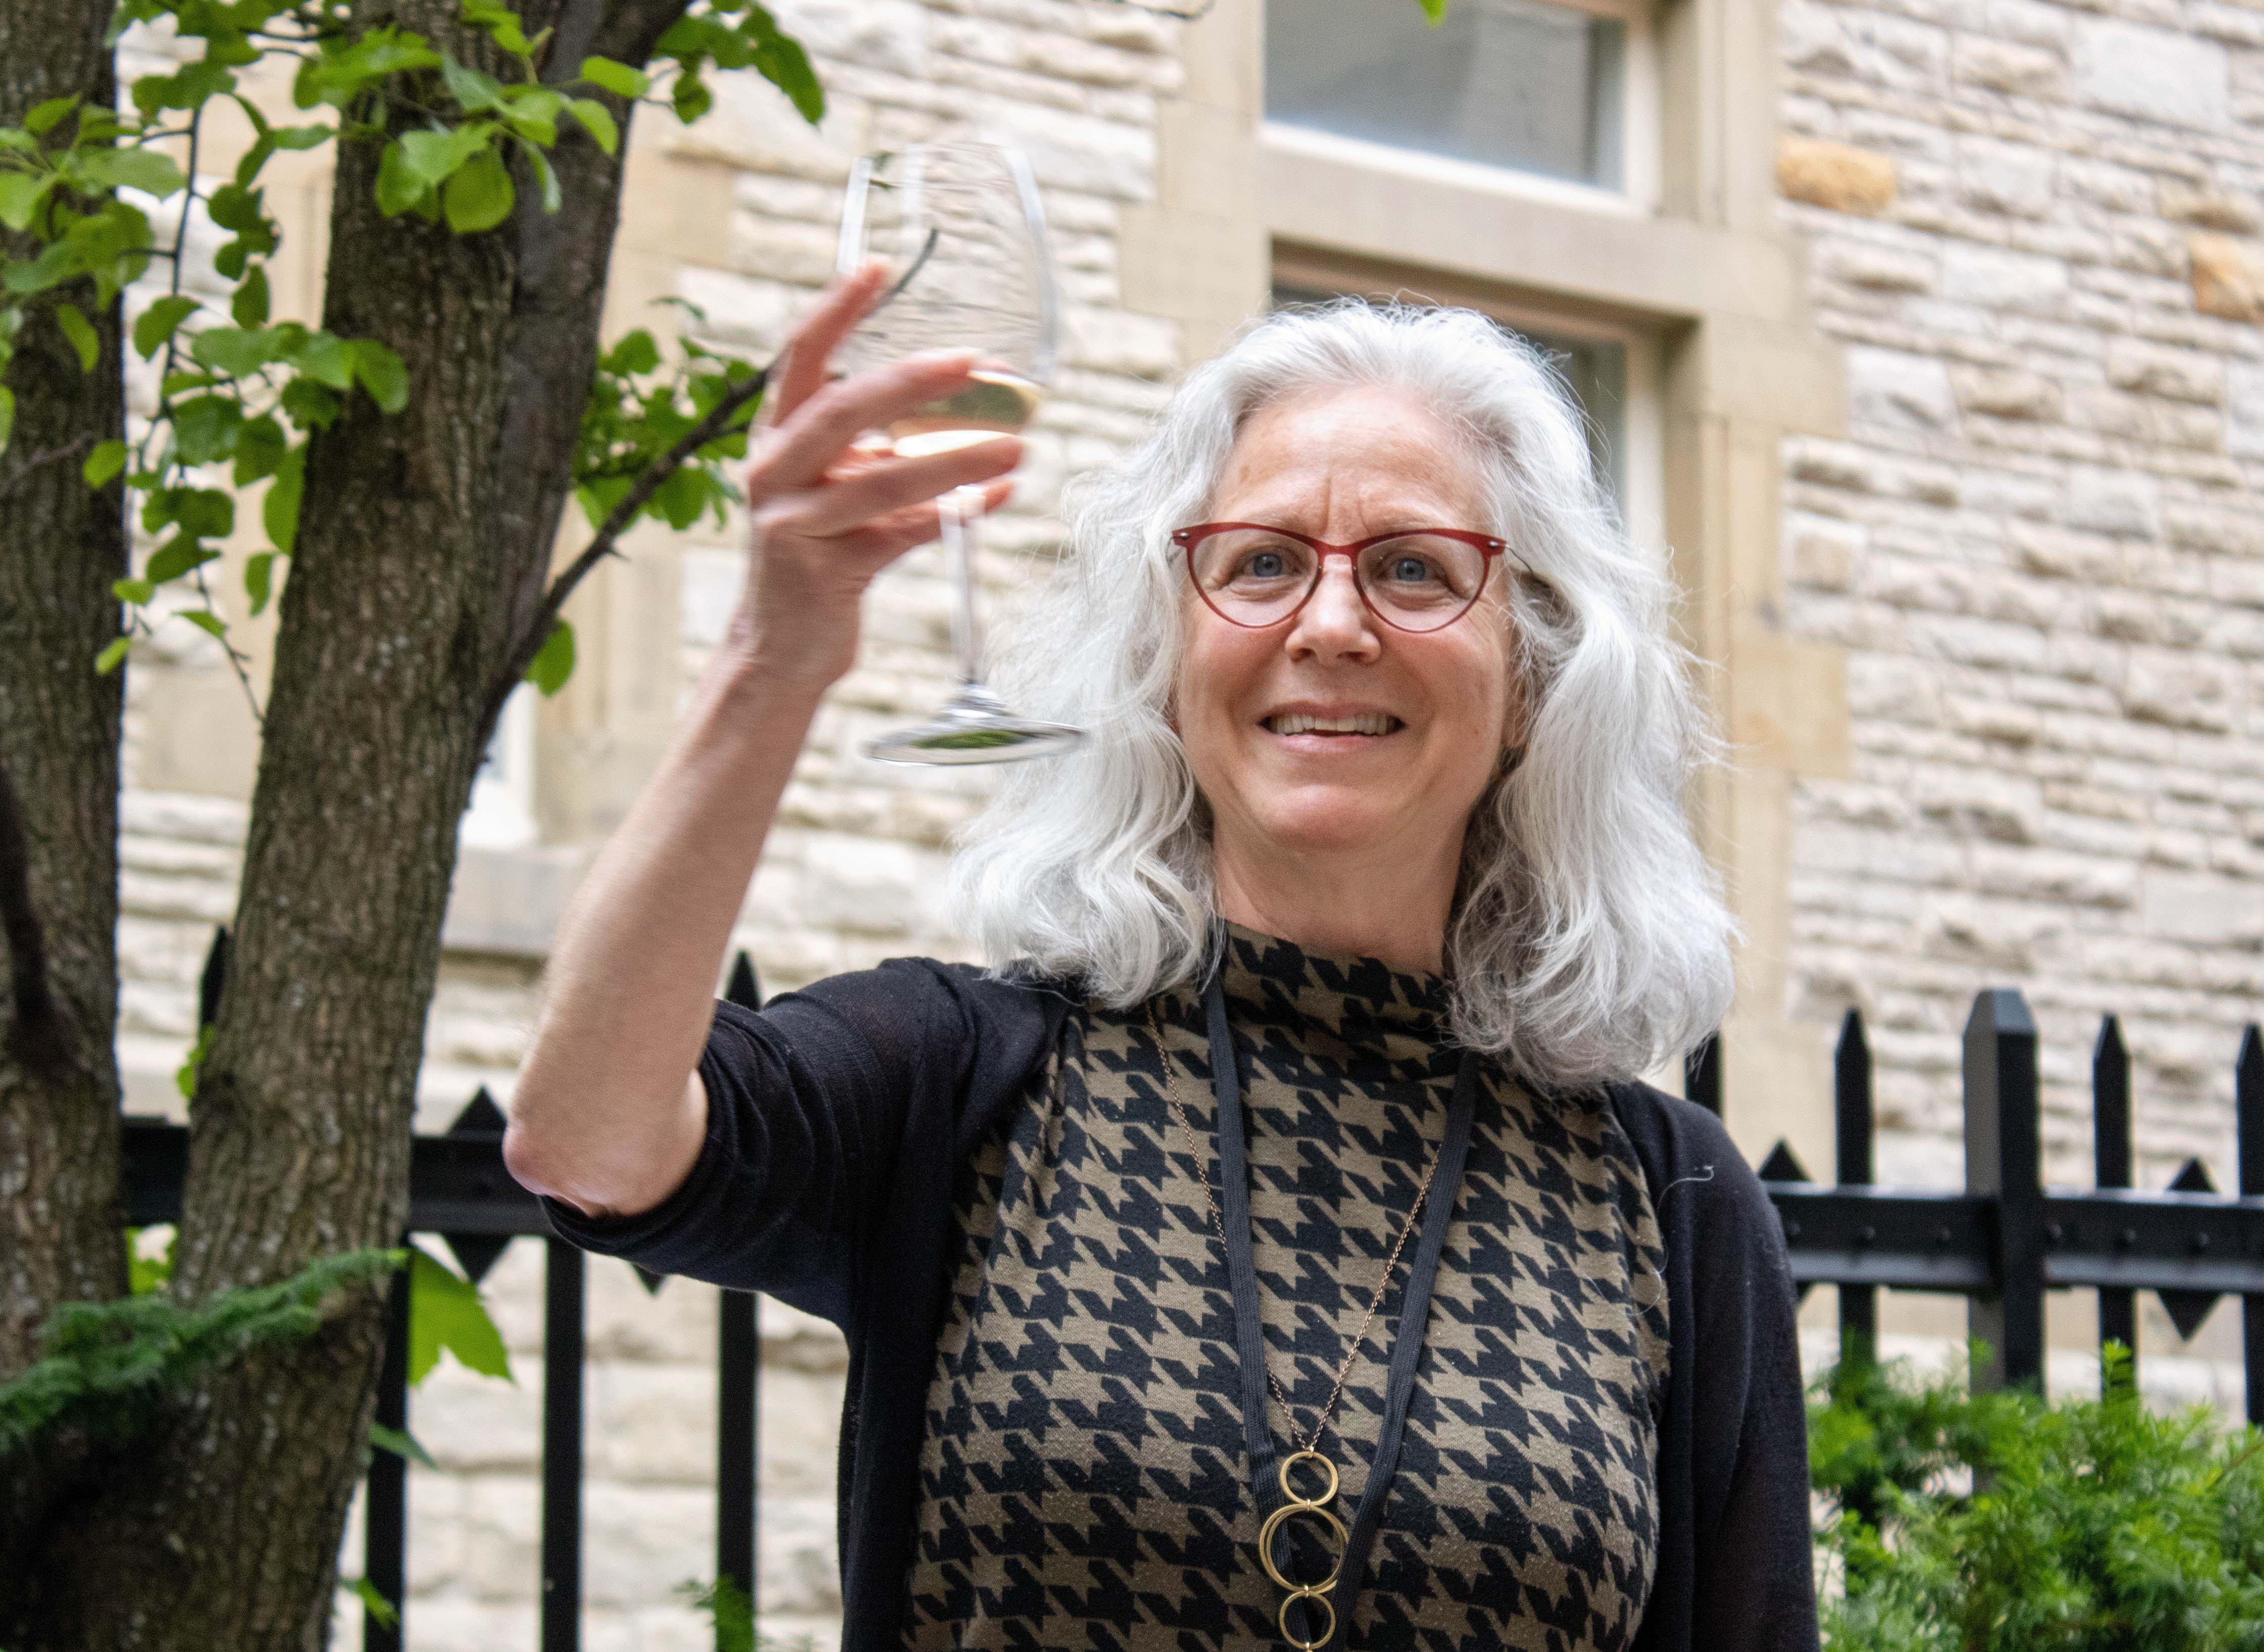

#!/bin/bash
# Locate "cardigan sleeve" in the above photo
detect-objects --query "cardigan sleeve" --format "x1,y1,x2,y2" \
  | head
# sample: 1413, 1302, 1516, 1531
532, 958, 1026, 1324
1678, 1112, 1821, 1652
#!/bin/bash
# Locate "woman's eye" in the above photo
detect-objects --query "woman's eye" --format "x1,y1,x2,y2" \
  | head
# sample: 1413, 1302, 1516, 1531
1388, 556, 1437, 584
1243, 550, 1288, 579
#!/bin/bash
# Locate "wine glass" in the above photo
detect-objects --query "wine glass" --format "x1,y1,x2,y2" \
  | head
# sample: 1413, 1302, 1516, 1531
836, 142, 1083, 765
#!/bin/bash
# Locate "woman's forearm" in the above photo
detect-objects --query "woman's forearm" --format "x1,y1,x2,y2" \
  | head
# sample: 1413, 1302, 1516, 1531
502, 648, 827, 1218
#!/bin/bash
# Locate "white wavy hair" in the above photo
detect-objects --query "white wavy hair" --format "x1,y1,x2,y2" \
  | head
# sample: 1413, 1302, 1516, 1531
949, 299, 1734, 1088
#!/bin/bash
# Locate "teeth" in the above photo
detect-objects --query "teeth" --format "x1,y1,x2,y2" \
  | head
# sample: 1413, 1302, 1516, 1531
1267, 712, 1396, 736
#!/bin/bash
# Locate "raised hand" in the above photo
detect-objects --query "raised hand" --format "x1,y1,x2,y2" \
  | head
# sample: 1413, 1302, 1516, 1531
729, 262, 1021, 690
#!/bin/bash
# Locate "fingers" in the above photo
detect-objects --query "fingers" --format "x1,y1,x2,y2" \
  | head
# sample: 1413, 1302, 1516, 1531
754, 350, 980, 490
784, 436, 1022, 538
841, 478, 1015, 564
763, 263, 890, 428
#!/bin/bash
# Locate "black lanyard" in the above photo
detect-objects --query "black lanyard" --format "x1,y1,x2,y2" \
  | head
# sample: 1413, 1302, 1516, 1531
1200, 970, 1483, 1650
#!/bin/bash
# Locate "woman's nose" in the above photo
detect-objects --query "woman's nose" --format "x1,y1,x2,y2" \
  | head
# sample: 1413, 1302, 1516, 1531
1285, 558, 1380, 661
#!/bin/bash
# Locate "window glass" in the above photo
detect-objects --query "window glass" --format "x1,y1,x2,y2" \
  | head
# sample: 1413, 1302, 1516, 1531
1270, 286, 1626, 508
1267, 0, 1625, 189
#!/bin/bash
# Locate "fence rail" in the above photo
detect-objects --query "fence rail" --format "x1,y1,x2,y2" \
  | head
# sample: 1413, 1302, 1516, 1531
119, 929, 2264, 1647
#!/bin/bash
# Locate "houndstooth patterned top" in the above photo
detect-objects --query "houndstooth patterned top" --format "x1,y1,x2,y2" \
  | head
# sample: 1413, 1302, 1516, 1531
901, 928, 1673, 1652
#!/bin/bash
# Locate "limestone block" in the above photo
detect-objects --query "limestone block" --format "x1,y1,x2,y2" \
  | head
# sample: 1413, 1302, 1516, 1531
1939, 243, 2065, 309
726, 213, 843, 286
2164, 499, 2264, 557
2107, 339, 2225, 404
2141, 870, 2264, 943
1062, 304, 1180, 378
1846, 345, 1960, 432
786, 0, 933, 76
1953, 36, 2064, 96
2190, 231, 2264, 321
982, 103, 1154, 199
1787, 515, 1863, 590
1913, 768, 2042, 843
2226, 359, 2264, 455
2111, 219, 2192, 281
2161, 179, 2263, 233
798, 831, 945, 937
1952, 365, 2060, 421
2125, 651, 2242, 731
2073, 19, 2230, 130
1820, 238, 1936, 292
2061, 468, 2160, 540
1955, 135, 2055, 219
1777, 135, 1898, 214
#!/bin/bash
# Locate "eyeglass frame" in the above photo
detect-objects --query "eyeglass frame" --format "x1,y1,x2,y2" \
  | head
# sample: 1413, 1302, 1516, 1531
1169, 522, 1522, 635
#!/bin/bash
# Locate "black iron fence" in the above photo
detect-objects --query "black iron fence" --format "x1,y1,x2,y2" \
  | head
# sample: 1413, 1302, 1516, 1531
119, 930, 2264, 1647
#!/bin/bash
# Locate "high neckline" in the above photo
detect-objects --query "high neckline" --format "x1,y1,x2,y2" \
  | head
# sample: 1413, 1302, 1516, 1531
1215, 922, 1452, 1057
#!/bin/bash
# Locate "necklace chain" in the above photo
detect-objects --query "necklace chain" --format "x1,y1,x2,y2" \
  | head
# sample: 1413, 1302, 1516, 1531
1147, 999, 1447, 1459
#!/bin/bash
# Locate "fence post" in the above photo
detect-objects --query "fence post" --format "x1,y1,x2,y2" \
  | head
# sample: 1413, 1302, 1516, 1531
1965, 989, 2044, 1392
365, 1256, 411, 1652
2092, 1016, 2136, 1387
2240, 1026, 2264, 1427
542, 1238, 586, 1652
1833, 1008, 1876, 1356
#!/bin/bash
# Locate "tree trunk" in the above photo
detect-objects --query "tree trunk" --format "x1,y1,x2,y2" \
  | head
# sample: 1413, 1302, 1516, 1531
2, 2, 681, 1645
0, 0, 131, 1592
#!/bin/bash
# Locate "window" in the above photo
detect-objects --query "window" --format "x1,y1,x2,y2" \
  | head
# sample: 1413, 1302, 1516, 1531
1266, 0, 1627, 190
1271, 284, 1628, 508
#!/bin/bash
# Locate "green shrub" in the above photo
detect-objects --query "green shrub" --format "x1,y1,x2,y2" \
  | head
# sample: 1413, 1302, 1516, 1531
1811, 1342, 2264, 1651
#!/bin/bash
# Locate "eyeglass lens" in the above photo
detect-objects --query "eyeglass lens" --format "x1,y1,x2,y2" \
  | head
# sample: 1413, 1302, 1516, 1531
1188, 529, 1491, 632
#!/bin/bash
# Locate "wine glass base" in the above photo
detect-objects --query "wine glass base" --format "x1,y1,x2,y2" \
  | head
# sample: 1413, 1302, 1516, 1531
865, 685, 1084, 766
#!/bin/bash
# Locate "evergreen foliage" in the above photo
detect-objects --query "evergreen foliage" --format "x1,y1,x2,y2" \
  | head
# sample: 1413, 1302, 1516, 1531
0, 1246, 398, 1462
1812, 1342, 2264, 1650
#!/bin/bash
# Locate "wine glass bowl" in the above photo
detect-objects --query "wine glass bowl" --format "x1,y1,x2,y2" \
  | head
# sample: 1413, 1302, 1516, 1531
835, 143, 1084, 765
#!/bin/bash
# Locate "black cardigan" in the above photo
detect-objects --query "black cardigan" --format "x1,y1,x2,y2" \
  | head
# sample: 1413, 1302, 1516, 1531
540, 959, 1820, 1652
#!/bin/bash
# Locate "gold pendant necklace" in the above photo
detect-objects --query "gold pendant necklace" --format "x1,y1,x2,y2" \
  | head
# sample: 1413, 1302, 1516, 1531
1148, 1000, 1447, 1650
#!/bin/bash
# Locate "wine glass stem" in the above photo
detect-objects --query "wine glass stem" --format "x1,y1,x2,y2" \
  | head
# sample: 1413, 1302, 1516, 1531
943, 483, 983, 684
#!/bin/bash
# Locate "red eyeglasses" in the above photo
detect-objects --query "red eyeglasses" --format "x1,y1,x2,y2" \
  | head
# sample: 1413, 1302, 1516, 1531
1171, 523, 1514, 634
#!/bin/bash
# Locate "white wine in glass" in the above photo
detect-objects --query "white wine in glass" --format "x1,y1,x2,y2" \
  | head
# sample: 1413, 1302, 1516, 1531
836, 143, 1082, 764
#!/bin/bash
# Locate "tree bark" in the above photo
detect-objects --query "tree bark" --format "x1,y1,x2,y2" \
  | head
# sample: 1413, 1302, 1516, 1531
2, 3, 690, 1646
0, 0, 130, 1390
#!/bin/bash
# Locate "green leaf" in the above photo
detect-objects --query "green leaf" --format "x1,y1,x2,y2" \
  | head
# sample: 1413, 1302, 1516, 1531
24, 96, 76, 137
111, 577, 155, 604
94, 632, 129, 673
234, 414, 286, 484
132, 294, 198, 360
206, 180, 266, 234
1417, 0, 1447, 18
83, 437, 126, 487
0, 171, 52, 233
180, 610, 227, 640
602, 328, 660, 376
578, 56, 650, 99
751, 31, 823, 126
53, 301, 98, 372
441, 53, 506, 114
232, 264, 270, 328
348, 1578, 399, 1631
188, 326, 279, 380
263, 445, 305, 554
368, 1420, 435, 1469
145, 538, 222, 585
285, 331, 354, 390
405, 1244, 514, 1386
149, 486, 234, 540
523, 141, 561, 212
670, 70, 712, 126
441, 145, 515, 234
350, 340, 409, 414
565, 97, 618, 156
5, 238, 82, 297
171, 395, 243, 464
525, 617, 575, 695
375, 140, 432, 218
397, 123, 494, 189
279, 375, 340, 431
244, 550, 275, 614
0, 384, 13, 450
76, 145, 187, 199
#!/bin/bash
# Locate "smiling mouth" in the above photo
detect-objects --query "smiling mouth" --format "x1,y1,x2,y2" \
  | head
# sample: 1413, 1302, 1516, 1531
1262, 712, 1403, 737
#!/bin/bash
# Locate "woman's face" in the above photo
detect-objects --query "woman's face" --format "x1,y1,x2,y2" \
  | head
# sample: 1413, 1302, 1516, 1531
1177, 383, 1519, 886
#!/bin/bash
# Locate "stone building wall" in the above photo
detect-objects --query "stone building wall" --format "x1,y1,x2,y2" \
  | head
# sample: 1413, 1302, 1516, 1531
1773, 0, 2264, 1220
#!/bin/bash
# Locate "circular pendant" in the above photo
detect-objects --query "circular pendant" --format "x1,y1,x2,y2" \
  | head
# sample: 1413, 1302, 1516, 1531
1257, 1449, 1348, 1648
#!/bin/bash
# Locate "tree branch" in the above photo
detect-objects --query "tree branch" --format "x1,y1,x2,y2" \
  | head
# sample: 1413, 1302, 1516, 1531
480, 360, 768, 746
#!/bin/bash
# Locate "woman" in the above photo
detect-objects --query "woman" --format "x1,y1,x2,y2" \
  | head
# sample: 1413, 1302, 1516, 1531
505, 266, 1818, 1652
